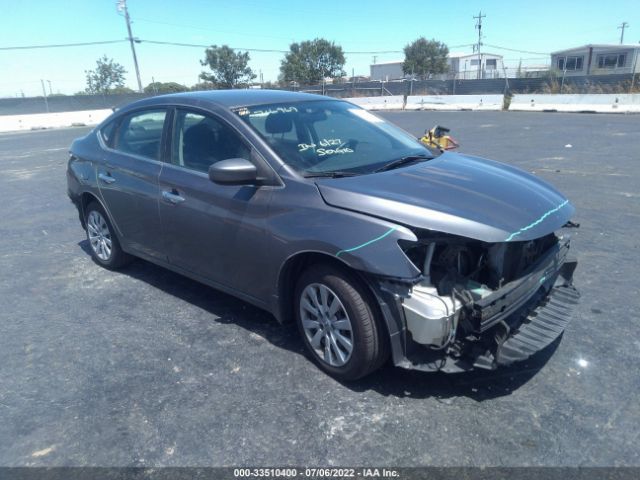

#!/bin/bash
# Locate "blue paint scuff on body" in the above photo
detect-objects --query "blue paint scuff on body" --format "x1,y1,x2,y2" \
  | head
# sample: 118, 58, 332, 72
336, 226, 399, 257
505, 200, 569, 242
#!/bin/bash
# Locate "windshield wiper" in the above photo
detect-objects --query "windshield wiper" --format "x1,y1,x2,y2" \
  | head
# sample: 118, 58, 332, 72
373, 154, 432, 173
303, 171, 360, 178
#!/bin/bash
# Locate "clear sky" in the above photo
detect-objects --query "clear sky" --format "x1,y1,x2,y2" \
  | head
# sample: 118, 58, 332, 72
1, 0, 639, 97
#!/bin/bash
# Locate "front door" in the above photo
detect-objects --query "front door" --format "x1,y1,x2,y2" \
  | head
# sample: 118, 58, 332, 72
158, 109, 272, 300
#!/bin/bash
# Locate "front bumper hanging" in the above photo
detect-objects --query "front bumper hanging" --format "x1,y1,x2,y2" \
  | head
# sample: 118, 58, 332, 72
375, 237, 579, 373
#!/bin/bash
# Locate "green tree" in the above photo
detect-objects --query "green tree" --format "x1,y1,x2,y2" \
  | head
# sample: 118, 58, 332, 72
144, 81, 189, 94
109, 86, 135, 94
402, 38, 449, 79
280, 38, 346, 85
85, 55, 127, 94
200, 45, 256, 88
191, 81, 218, 91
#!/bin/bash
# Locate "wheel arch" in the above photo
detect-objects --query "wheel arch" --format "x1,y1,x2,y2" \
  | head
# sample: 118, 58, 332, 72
276, 250, 382, 326
79, 191, 116, 234
278, 250, 395, 376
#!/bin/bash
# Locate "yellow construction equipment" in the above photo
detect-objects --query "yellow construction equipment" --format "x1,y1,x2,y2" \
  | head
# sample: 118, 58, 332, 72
419, 125, 459, 152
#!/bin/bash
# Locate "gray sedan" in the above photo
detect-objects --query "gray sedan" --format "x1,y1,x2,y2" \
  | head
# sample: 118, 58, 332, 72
67, 90, 578, 380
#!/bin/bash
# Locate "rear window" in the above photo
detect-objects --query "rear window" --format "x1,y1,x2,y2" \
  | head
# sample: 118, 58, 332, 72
99, 120, 117, 147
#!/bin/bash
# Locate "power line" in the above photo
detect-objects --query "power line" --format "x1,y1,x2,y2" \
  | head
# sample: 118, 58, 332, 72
131, 16, 296, 42
139, 39, 476, 55
483, 43, 550, 55
344, 44, 475, 54
0, 36, 492, 57
139, 39, 290, 53
132, 14, 477, 52
141, 39, 397, 54
0, 40, 126, 51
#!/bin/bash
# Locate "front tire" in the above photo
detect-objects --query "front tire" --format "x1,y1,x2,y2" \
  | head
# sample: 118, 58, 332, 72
85, 201, 131, 269
295, 264, 389, 380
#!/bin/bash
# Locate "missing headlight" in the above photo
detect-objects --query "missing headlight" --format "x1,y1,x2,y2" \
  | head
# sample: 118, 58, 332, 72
398, 231, 560, 348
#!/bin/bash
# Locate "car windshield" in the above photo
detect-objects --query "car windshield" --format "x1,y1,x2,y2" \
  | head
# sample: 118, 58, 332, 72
235, 100, 433, 176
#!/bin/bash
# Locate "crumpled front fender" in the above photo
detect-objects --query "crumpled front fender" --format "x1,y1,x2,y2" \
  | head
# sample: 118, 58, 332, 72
271, 207, 421, 280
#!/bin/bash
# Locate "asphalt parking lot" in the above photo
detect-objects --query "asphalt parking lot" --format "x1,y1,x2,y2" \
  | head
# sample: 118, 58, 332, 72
1, 111, 639, 467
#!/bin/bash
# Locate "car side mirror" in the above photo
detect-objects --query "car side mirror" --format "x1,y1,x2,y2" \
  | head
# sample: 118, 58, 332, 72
208, 158, 258, 185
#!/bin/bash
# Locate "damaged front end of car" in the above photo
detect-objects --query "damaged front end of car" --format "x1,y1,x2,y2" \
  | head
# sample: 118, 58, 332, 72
376, 227, 579, 373
315, 152, 580, 373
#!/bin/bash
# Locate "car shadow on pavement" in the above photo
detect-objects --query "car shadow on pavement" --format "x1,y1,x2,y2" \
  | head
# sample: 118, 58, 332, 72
79, 240, 558, 402
345, 339, 560, 402
78, 239, 302, 348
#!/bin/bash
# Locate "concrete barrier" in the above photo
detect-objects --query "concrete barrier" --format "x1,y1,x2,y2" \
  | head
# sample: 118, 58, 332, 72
344, 96, 405, 111
405, 94, 504, 111
509, 94, 640, 113
0, 109, 112, 133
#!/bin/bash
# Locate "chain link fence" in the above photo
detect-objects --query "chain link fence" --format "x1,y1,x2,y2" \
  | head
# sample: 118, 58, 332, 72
296, 73, 638, 98
2, 74, 638, 116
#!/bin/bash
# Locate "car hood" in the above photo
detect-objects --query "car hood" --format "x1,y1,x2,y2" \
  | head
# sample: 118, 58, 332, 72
315, 152, 575, 243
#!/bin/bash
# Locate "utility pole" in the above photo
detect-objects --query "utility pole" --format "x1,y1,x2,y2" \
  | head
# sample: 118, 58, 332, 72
352, 67, 355, 96
117, 0, 143, 92
40, 79, 49, 113
47, 80, 52, 95
618, 22, 629, 44
630, 51, 638, 93
474, 10, 486, 80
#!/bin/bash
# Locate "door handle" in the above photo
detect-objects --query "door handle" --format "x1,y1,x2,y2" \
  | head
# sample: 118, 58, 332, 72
98, 173, 116, 184
162, 190, 185, 205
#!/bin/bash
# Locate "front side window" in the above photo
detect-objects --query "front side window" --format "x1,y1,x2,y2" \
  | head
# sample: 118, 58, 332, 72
236, 100, 432, 176
171, 110, 250, 173
113, 110, 166, 161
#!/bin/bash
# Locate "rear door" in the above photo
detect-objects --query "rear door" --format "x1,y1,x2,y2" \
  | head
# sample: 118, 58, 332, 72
98, 108, 167, 259
158, 108, 273, 299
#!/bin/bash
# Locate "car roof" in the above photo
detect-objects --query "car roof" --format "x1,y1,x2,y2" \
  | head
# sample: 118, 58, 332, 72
116, 89, 332, 112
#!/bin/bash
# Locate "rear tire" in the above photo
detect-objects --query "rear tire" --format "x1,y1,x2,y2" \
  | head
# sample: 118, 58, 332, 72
84, 201, 131, 270
294, 264, 389, 380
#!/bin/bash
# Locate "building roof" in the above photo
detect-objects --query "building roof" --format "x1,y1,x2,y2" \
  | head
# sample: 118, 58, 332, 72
448, 52, 503, 59
551, 44, 640, 54
370, 52, 504, 68
371, 60, 404, 66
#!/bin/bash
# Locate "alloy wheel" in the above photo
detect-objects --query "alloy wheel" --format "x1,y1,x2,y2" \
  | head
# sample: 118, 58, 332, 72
87, 210, 112, 261
300, 283, 354, 367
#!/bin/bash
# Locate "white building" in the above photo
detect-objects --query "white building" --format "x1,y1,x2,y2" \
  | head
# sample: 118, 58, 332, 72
448, 52, 505, 79
369, 60, 405, 81
369, 52, 505, 81
550, 44, 640, 76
